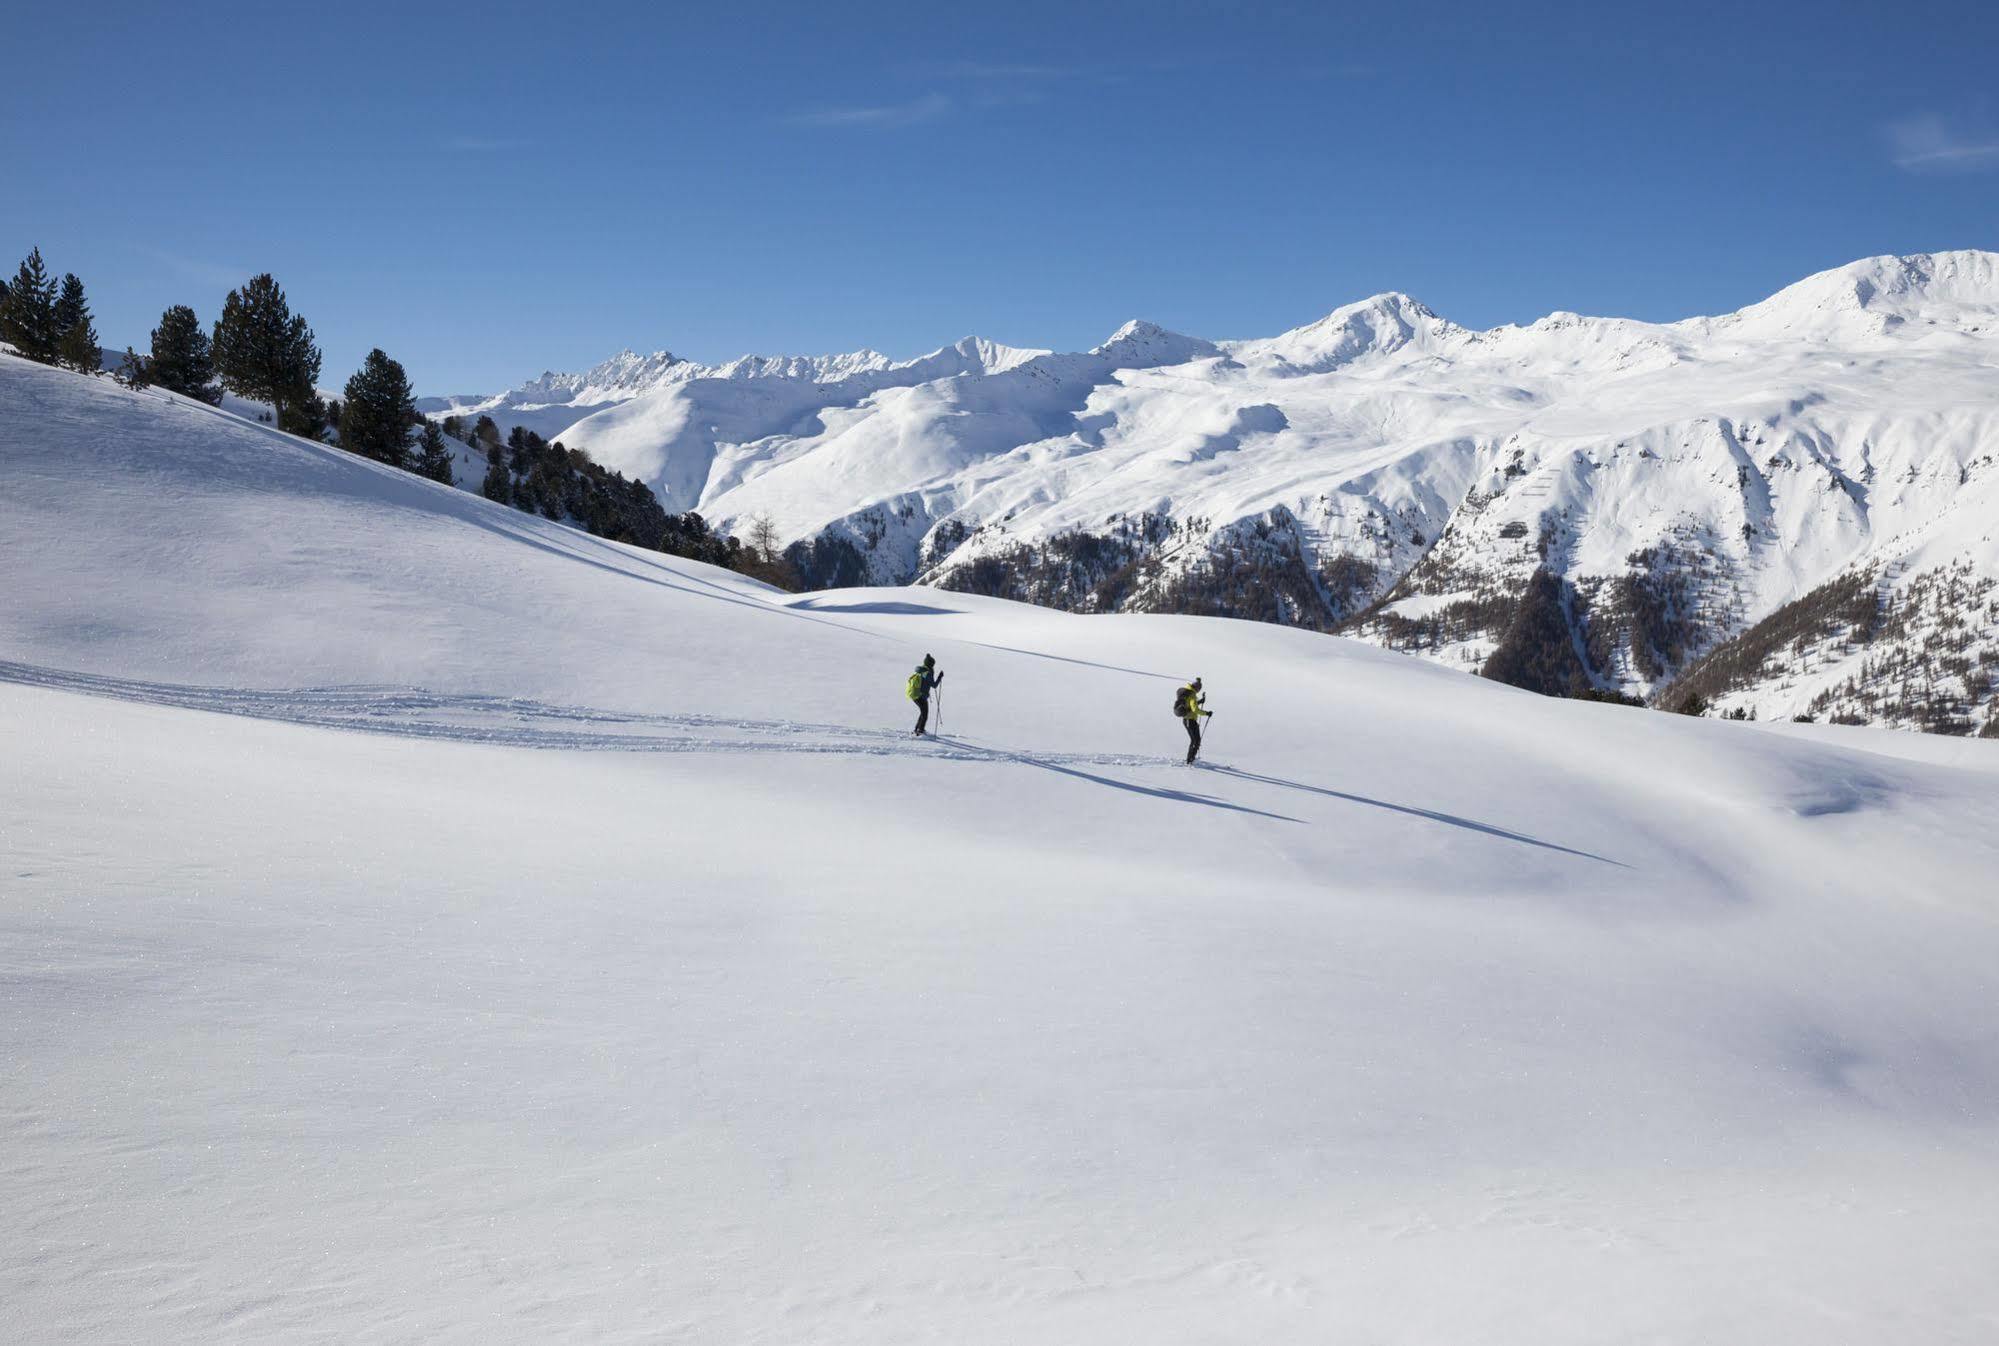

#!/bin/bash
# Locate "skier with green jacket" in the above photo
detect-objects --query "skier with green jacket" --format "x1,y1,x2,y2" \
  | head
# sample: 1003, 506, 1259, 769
1176, 677, 1211, 764
907, 654, 944, 736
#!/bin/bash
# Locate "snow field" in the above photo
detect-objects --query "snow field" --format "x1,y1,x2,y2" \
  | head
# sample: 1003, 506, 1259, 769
6, 352, 1999, 1342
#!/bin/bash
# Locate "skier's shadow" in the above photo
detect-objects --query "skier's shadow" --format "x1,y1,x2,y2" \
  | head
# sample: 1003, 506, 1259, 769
1205, 765, 1627, 865
1007, 753, 1305, 823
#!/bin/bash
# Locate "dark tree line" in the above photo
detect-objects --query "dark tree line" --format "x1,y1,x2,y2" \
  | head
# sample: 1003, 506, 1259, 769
1, 247, 98, 372
462, 416, 737, 564
3, 243, 788, 578
1480, 566, 1593, 696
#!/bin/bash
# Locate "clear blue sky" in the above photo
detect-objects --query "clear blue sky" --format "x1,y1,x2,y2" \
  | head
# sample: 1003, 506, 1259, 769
6, 0, 1996, 394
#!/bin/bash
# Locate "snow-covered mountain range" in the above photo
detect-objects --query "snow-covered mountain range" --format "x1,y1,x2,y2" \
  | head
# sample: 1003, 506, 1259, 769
439, 251, 1999, 734
417, 338, 1044, 449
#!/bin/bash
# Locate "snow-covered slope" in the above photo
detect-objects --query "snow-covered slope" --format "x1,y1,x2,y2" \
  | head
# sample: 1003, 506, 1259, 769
7, 352, 1999, 1342
519, 252, 1999, 731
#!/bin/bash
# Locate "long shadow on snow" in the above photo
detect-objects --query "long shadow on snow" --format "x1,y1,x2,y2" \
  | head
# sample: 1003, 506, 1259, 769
936, 737, 1303, 824
451, 511, 894, 644
788, 599, 959, 616
961, 641, 1182, 682
1204, 765, 1625, 865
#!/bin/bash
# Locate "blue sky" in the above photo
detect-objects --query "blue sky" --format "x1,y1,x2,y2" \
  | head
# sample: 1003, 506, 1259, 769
6, 0, 1996, 393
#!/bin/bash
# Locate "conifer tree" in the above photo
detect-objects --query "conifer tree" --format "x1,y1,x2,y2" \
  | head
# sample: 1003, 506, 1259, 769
117, 347, 151, 388
212, 274, 321, 432
416, 420, 455, 484
53, 274, 100, 374
481, 442, 511, 501
338, 347, 418, 468
0, 248, 60, 364
148, 304, 221, 403
292, 393, 332, 441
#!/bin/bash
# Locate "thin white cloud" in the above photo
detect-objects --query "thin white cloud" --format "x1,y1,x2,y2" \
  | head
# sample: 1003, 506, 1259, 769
787, 93, 952, 129
1888, 114, 1999, 173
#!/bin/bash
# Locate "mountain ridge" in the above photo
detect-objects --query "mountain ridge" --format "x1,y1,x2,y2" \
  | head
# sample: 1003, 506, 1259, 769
320, 250, 1999, 733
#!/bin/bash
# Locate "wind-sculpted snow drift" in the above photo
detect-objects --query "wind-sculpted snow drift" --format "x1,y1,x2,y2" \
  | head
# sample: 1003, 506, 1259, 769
447, 252, 1999, 733
5, 350, 1999, 1342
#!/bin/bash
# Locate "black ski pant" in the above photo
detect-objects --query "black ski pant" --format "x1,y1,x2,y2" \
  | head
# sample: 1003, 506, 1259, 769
914, 697, 930, 736
1183, 715, 1201, 763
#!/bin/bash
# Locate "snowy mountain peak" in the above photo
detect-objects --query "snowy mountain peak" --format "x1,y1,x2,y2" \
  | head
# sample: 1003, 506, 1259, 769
522, 348, 688, 400
1091, 319, 1221, 366
1727, 249, 1999, 339
1235, 290, 1460, 373
708, 349, 899, 382
417, 348, 697, 427
947, 335, 1046, 373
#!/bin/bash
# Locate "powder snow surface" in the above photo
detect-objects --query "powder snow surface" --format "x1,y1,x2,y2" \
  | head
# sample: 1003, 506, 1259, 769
5, 354, 1999, 1343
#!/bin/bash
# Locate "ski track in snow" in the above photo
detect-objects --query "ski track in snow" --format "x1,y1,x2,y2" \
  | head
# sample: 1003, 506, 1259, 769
0, 658, 1181, 769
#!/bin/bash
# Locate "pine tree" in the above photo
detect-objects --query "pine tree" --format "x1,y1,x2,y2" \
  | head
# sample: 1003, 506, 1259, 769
212, 274, 321, 433
417, 420, 455, 484
117, 347, 151, 389
0, 248, 60, 364
481, 443, 511, 502
292, 393, 332, 441
148, 304, 221, 403
53, 274, 100, 374
338, 347, 417, 468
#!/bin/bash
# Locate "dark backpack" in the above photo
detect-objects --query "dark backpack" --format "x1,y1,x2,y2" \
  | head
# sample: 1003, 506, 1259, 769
1173, 687, 1193, 717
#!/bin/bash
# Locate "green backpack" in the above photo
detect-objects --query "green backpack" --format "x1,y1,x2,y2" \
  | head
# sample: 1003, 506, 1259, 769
907, 670, 925, 701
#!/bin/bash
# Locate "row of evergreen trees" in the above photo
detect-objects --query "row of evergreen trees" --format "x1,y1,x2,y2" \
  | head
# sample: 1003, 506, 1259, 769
457, 417, 738, 562
4, 244, 758, 573
0, 248, 100, 372
4, 247, 328, 434
115, 270, 326, 437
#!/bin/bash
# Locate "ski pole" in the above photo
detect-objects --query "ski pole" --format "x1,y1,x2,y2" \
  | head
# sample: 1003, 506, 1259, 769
936, 686, 944, 736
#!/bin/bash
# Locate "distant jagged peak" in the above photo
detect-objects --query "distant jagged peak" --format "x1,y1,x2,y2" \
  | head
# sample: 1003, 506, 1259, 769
942, 335, 1047, 373
708, 348, 898, 382
1525, 309, 1624, 332
711, 337, 1045, 385
1090, 319, 1222, 367
508, 348, 691, 404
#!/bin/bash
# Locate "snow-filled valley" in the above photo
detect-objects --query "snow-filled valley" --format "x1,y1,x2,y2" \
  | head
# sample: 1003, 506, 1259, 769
6, 351, 1999, 1342
435, 251, 1999, 733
